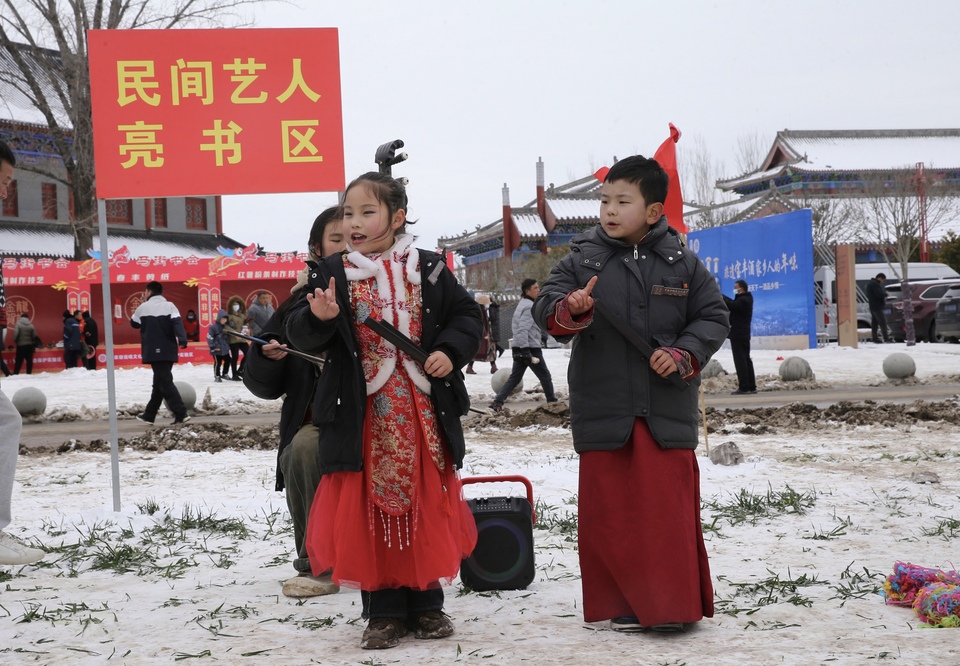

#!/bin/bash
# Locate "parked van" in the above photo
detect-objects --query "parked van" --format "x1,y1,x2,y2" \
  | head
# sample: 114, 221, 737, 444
814, 262, 960, 340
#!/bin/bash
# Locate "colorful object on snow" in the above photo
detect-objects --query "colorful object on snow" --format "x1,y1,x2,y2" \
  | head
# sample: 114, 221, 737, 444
883, 561, 960, 606
913, 582, 960, 628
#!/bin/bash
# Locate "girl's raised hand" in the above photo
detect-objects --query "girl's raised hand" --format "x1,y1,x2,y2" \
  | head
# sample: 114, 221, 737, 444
424, 350, 453, 378
567, 275, 598, 316
306, 277, 340, 321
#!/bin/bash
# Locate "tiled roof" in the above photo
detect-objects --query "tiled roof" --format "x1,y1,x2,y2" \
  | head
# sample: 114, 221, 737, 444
0, 221, 245, 259
718, 129, 960, 190
546, 197, 599, 220
513, 212, 546, 239
0, 43, 68, 126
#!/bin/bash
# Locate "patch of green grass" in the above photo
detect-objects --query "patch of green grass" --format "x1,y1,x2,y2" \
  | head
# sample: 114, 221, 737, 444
921, 516, 960, 540
703, 484, 816, 527
714, 568, 826, 617
828, 561, 883, 607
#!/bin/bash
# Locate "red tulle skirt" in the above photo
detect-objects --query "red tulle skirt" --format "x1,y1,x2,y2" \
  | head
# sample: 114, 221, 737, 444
578, 418, 714, 625
306, 397, 477, 591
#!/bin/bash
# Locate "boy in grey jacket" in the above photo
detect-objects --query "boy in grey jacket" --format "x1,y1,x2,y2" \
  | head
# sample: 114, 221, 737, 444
533, 155, 729, 633
488, 279, 557, 411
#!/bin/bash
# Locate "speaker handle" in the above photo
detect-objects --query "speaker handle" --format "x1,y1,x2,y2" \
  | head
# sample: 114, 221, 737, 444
461, 475, 536, 525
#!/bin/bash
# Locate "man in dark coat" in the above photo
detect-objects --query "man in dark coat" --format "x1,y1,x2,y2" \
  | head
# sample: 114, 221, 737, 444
62, 310, 83, 369
81, 311, 100, 370
723, 280, 756, 395
131, 281, 190, 425
865, 273, 891, 343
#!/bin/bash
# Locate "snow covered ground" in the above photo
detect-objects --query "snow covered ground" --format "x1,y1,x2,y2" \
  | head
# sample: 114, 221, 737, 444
2, 343, 960, 664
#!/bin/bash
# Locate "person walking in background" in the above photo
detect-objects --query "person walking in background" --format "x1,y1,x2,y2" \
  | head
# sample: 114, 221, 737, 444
533, 154, 729, 633
244, 205, 345, 599
207, 310, 231, 382
13, 313, 38, 375
723, 280, 756, 395
0, 137, 46, 566
81, 311, 99, 370
62, 310, 82, 369
465, 294, 498, 374
866, 272, 892, 343
246, 291, 275, 337
225, 295, 249, 381
488, 279, 557, 412
131, 281, 190, 425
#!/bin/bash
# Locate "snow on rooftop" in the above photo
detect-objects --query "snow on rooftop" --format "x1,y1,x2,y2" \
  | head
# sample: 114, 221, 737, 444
786, 134, 960, 172
546, 198, 598, 220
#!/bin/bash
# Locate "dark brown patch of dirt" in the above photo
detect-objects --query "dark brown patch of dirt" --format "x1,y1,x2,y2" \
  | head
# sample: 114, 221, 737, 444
42, 422, 279, 455
707, 398, 960, 433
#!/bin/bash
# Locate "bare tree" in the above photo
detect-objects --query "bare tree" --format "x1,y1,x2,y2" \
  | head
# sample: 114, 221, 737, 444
734, 131, 767, 175
0, 0, 267, 259
791, 196, 859, 247
678, 133, 737, 231
849, 172, 960, 344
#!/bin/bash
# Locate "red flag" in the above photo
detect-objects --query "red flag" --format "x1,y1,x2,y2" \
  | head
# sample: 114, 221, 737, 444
653, 123, 686, 234
593, 166, 610, 183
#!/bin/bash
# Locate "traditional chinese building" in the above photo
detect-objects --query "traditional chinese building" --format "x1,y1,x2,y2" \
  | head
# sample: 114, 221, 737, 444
708, 128, 960, 258
438, 159, 606, 291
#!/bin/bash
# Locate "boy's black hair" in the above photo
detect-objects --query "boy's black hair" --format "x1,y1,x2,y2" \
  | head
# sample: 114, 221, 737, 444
735, 280, 749, 292
876, 273, 886, 280
0, 139, 16, 168
521, 278, 538, 295
146, 281, 162, 295
604, 155, 669, 205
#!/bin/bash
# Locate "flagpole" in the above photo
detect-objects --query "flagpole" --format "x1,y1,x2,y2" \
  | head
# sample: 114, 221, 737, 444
97, 199, 121, 511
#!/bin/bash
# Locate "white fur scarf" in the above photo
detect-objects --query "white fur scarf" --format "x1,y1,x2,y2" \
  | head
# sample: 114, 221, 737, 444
343, 234, 431, 396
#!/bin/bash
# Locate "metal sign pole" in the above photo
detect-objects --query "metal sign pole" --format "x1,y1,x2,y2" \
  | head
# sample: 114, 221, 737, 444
97, 199, 121, 511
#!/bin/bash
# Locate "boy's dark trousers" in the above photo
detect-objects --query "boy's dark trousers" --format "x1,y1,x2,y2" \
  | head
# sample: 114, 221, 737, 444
84, 347, 97, 370
361, 587, 444, 620
142, 361, 186, 421
730, 338, 756, 392
492, 348, 557, 405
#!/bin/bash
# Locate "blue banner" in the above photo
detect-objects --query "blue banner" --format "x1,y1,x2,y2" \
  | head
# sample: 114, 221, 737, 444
688, 209, 816, 349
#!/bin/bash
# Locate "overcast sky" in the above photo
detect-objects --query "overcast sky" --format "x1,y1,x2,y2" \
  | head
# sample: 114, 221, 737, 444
220, 0, 960, 253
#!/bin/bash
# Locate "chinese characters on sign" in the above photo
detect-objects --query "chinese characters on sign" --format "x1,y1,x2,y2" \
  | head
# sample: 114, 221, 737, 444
88, 29, 344, 198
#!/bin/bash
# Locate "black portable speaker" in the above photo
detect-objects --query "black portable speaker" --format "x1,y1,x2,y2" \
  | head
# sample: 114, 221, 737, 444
460, 476, 536, 591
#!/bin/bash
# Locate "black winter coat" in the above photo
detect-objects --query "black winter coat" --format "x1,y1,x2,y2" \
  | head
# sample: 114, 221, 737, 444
533, 218, 730, 451
83, 316, 100, 347
243, 303, 318, 491
865, 278, 887, 310
722, 291, 753, 340
285, 248, 481, 474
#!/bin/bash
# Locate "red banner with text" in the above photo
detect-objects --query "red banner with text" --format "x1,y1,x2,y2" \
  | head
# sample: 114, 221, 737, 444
87, 28, 344, 198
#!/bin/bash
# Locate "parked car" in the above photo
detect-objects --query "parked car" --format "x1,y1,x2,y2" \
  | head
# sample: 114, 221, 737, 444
884, 279, 960, 342
935, 285, 960, 343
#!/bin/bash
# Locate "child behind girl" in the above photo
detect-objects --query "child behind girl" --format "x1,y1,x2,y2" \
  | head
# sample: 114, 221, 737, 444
242, 205, 346, 598
285, 172, 481, 650
206, 310, 230, 382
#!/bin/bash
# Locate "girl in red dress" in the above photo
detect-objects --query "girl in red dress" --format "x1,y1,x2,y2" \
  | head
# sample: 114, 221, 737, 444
286, 172, 481, 650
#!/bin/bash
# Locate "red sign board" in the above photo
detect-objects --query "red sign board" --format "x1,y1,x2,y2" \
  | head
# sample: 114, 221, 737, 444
87, 28, 344, 198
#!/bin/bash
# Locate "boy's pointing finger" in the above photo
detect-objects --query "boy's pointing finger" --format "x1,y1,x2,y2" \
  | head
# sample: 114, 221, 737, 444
583, 275, 598, 294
